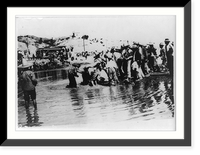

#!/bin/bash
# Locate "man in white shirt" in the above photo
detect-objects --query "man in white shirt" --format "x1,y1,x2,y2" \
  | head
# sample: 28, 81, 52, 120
106, 51, 119, 84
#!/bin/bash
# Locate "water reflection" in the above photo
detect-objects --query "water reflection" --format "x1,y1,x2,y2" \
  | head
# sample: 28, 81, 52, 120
18, 75, 175, 128
24, 109, 43, 127
85, 89, 95, 104
69, 88, 86, 118
70, 88, 83, 106
72, 76, 173, 123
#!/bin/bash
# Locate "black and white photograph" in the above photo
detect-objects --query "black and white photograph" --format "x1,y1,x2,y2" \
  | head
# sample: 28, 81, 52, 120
16, 15, 175, 130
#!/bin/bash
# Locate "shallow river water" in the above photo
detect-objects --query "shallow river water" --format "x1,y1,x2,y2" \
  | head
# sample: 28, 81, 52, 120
18, 75, 175, 130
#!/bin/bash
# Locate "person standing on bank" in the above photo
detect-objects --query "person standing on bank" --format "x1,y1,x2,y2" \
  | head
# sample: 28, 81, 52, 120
20, 65, 38, 110
164, 38, 174, 77
159, 42, 167, 72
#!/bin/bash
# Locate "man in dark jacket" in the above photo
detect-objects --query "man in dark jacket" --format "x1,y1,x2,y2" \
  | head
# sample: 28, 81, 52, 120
19, 65, 38, 110
159, 42, 167, 72
66, 63, 79, 88
147, 43, 160, 72
164, 38, 174, 77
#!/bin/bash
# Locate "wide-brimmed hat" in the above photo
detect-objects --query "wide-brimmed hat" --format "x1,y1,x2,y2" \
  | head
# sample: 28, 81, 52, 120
18, 64, 33, 69
131, 44, 137, 48
148, 42, 154, 46
159, 42, 164, 46
18, 64, 33, 68
71, 63, 81, 68
164, 38, 170, 42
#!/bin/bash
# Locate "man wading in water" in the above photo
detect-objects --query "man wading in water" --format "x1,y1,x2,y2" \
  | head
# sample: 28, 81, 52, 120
19, 65, 38, 110
66, 62, 80, 88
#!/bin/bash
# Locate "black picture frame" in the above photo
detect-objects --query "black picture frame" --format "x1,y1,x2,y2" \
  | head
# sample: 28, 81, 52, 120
2, 1, 191, 146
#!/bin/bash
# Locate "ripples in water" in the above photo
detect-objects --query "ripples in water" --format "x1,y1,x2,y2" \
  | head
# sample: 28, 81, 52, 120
18, 76, 174, 129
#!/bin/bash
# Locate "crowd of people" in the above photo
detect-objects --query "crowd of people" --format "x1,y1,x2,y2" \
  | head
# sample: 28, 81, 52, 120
66, 38, 174, 88
18, 38, 174, 111
18, 47, 69, 71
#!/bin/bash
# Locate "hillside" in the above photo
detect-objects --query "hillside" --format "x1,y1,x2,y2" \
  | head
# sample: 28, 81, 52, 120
17, 34, 110, 57
17, 35, 51, 56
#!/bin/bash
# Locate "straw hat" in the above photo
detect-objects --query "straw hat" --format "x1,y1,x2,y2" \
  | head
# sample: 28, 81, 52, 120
159, 42, 164, 46
148, 42, 154, 46
18, 64, 33, 70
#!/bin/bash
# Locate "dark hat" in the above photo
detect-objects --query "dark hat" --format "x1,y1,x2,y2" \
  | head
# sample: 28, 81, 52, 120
164, 38, 170, 42
64, 60, 70, 63
72, 63, 81, 68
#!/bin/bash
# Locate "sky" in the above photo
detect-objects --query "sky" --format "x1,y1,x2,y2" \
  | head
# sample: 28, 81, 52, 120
16, 15, 175, 47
